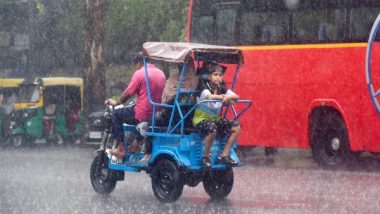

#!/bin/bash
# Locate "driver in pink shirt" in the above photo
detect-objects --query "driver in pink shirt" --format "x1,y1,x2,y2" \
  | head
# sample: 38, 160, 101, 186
105, 55, 166, 160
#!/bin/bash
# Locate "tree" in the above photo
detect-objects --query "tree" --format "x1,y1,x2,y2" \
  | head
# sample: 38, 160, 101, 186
83, 0, 106, 113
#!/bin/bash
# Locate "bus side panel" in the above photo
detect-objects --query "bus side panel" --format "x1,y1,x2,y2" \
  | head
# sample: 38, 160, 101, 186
231, 48, 308, 148
362, 43, 380, 152
231, 45, 380, 152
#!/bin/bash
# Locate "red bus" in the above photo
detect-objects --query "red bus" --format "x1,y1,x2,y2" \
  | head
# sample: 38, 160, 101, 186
187, 0, 380, 167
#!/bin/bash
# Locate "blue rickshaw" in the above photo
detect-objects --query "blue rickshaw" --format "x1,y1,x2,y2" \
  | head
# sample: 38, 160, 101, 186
90, 42, 252, 202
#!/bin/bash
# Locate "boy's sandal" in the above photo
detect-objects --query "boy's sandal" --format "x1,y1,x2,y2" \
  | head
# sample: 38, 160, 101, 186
201, 156, 212, 168
218, 155, 238, 166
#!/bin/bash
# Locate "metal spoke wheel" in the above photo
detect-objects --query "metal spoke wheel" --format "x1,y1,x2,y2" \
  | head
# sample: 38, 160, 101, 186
203, 168, 234, 200
151, 159, 183, 203
90, 154, 117, 194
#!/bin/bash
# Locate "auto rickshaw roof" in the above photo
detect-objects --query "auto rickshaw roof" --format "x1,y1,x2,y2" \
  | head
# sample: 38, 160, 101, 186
142, 42, 244, 64
0, 78, 24, 87
36, 77, 83, 87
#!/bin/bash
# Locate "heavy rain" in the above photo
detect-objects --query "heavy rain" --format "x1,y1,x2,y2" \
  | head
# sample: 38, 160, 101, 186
1, 0, 380, 213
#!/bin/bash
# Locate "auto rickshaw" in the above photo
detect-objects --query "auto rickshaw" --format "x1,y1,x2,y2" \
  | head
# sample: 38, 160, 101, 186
0, 78, 23, 144
10, 77, 84, 147
90, 42, 252, 202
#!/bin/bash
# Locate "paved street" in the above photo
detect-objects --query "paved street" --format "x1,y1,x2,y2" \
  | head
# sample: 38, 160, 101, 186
1, 145, 380, 214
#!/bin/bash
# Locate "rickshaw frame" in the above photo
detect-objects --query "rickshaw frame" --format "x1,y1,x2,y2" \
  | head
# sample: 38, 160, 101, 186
91, 42, 253, 202
108, 42, 252, 171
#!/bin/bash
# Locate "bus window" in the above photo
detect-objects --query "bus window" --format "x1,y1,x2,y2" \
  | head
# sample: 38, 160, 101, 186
293, 8, 346, 43
191, 15, 214, 44
216, 8, 237, 45
349, 7, 380, 42
240, 11, 289, 45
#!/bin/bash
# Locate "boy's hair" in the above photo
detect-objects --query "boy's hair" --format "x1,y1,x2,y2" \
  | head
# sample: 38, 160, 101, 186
203, 60, 226, 74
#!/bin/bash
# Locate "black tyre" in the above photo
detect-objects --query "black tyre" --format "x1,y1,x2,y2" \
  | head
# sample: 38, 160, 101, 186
203, 168, 234, 200
90, 154, 117, 194
151, 159, 183, 203
12, 135, 23, 148
311, 112, 357, 168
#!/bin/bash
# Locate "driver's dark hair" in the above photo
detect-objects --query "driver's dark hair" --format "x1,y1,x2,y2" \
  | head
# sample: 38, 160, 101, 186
133, 55, 144, 65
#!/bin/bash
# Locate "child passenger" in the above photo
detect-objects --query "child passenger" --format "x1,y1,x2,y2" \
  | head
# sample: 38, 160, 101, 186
192, 61, 241, 168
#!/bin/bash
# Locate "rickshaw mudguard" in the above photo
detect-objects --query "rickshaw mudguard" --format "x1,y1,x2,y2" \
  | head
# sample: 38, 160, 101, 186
12, 126, 25, 135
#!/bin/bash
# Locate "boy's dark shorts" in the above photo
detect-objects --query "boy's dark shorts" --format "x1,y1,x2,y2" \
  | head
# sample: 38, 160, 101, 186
195, 118, 240, 136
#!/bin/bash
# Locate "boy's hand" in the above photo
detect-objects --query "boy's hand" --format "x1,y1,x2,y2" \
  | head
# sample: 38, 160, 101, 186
222, 96, 229, 103
211, 94, 224, 100
222, 95, 237, 104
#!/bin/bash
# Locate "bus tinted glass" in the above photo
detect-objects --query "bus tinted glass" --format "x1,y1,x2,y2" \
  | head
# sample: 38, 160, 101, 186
191, 0, 380, 45
240, 11, 288, 45
216, 9, 237, 45
292, 8, 346, 43
349, 7, 380, 41
191, 15, 214, 44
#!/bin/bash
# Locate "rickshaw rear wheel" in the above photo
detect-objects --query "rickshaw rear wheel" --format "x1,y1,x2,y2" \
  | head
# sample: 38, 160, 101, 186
151, 159, 184, 203
203, 168, 234, 200
12, 135, 23, 148
90, 154, 117, 194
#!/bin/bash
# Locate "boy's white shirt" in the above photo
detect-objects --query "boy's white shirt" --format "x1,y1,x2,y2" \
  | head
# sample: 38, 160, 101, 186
197, 88, 236, 114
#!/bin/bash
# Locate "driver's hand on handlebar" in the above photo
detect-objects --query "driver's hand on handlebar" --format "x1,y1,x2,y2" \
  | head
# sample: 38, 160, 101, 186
105, 98, 118, 106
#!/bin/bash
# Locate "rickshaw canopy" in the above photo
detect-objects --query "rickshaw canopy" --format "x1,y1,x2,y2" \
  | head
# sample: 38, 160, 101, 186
14, 77, 84, 110
0, 78, 24, 88
142, 42, 244, 64
37, 77, 83, 87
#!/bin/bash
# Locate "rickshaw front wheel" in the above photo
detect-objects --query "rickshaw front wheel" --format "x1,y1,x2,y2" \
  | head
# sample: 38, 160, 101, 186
203, 167, 234, 200
90, 154, 117, 194
12, 135, 23, 148
151, 159, 184, 203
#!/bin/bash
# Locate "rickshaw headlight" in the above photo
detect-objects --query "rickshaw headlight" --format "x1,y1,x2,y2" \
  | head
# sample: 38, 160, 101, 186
93, 119, 102, 126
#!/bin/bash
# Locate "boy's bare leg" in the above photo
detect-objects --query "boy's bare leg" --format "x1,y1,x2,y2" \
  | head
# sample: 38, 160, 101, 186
220, 125, 241, 157
140, 153, 151, 162
203, 132, 216, 157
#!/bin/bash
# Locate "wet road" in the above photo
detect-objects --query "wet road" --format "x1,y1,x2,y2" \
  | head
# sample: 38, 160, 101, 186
1, 145, 380, 214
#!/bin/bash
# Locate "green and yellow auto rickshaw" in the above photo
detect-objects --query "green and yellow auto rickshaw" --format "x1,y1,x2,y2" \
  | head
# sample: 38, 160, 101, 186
11, 77, 84, 147
0, 78, 23, 144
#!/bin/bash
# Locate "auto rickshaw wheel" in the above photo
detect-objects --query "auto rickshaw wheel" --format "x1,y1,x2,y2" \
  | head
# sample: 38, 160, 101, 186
12, 135, 23, 148
90, 154, 117, 194
203, 167, 234, 200
151, 159, 184, 203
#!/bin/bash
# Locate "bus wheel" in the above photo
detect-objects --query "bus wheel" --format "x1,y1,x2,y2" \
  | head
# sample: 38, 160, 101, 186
12, 135, 23, 148
90, 154, 117, 194
311, 113, 357, 168
151, 159, 183, 203
203, 168, 234, 200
